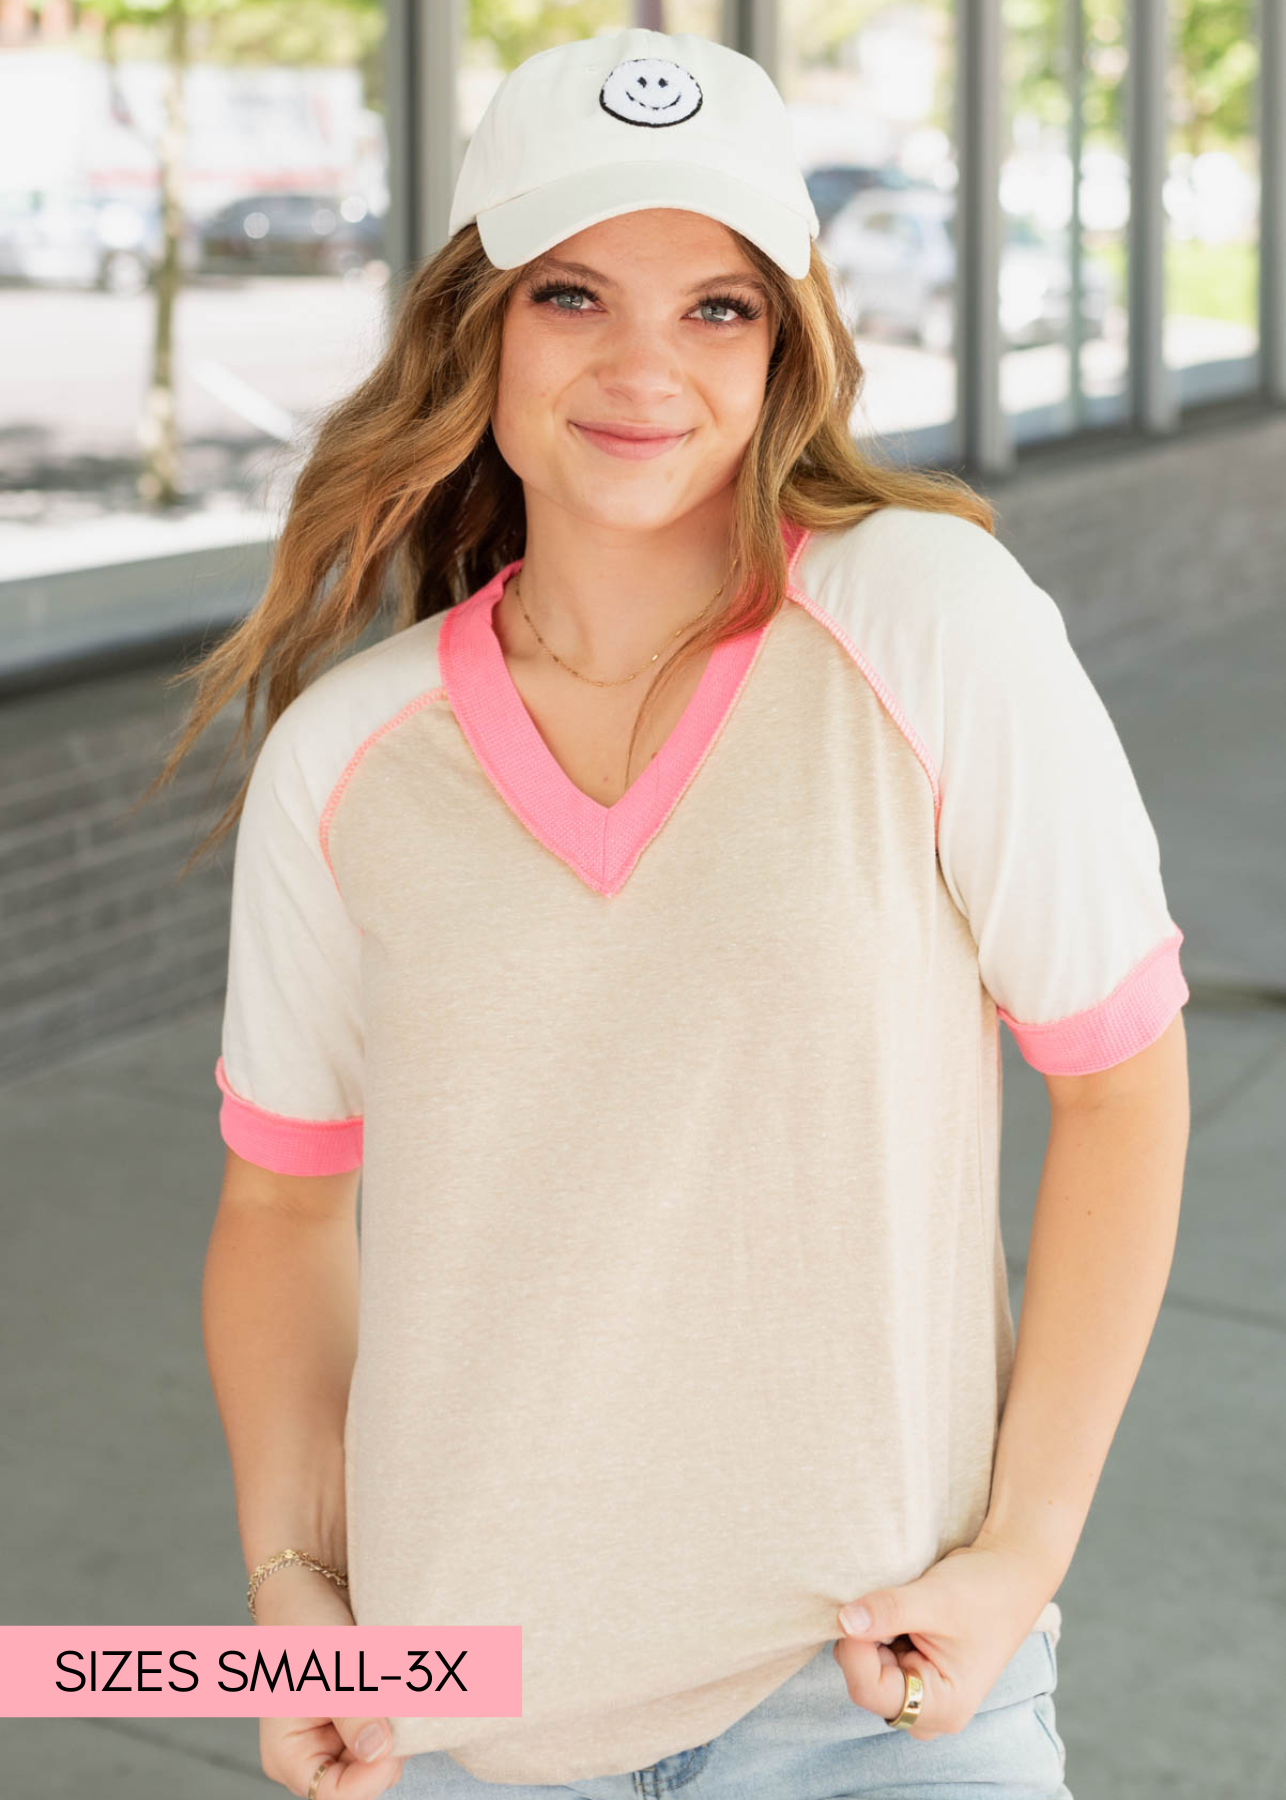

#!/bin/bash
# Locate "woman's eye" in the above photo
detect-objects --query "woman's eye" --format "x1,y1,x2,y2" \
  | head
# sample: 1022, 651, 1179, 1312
528, 283, 754, 329
531, 284, 593, 313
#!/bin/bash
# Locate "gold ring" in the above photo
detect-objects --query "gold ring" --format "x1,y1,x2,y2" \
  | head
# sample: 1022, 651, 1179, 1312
884, 1665, 925, 1730
307, 1757, 335, 1799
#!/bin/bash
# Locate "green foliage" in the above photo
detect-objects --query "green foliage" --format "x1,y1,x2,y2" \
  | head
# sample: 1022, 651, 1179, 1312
71, 0, 385, 71
71, 0, 387, 112
769, 0, 892, 64
1082, 0, 1126, 144
465, 0, 627, 70
1094, 236, 1258, 327
1166, 236, 1257, 325
1003, 0, 1069, 131
1170, 0, 1257, 154
72, 0, 237, 29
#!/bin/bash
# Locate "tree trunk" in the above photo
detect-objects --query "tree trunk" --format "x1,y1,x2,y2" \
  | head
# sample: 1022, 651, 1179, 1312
139, 0, 188, 506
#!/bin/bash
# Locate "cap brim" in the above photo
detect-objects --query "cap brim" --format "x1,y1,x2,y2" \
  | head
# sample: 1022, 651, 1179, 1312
475, 161, 813, 280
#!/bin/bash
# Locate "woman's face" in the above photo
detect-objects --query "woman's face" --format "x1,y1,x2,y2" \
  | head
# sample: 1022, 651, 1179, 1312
492, 208, 776, 535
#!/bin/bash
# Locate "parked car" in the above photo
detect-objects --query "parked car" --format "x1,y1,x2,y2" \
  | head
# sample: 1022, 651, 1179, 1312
0, 188, 199, 293
825, 185, 1111, 352
195, 192, 384, 276
806, 162, 916, 233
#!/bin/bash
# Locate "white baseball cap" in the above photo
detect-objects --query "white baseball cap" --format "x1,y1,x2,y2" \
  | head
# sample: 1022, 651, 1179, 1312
448, 28, 820, 281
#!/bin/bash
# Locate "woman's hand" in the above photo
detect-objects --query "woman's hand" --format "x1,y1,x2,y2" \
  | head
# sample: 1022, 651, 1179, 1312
831, 1526, 1057, 1743
254, 1565, 405, 1797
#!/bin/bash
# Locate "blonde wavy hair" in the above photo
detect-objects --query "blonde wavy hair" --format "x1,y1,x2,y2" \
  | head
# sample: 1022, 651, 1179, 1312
140, 221, 995, 877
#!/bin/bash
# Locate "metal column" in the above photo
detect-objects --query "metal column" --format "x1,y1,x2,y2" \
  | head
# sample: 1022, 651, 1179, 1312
724, 0, 779, 79
1067, 0, 1086, 431
958, 0, 1012, 474
383, 0, 463, 320
1261, 0, 1286, 401
1126, 0, 1176, 430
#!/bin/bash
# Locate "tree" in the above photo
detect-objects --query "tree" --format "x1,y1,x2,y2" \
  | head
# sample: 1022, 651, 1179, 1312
74, 0, 210, 504
71, 0, 385, 508
1170, 0, 1256, 160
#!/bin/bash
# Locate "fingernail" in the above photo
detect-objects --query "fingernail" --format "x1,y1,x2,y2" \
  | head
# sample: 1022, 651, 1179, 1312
356, 1723, 388, 1760
839, 1604, 872, 1634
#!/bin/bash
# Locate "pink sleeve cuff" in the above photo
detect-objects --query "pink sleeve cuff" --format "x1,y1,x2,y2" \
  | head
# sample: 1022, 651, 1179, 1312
998, 928, 1189, 1076
215, 1056, 364, 1176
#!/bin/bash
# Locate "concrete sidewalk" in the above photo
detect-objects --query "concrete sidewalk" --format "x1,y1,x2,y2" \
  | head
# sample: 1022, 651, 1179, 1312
2, 590, 1283, 1800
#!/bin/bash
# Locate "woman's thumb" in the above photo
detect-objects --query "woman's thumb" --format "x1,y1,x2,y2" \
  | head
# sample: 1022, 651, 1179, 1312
336, 1715, 393, 1762
838, 1585, 907, 1640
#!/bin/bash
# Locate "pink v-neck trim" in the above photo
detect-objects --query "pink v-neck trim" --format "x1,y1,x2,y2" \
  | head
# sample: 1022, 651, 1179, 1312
440, 516, 813, 896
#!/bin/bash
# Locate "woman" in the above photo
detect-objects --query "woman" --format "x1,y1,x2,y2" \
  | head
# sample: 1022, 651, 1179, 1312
172, 27, 1190, 1800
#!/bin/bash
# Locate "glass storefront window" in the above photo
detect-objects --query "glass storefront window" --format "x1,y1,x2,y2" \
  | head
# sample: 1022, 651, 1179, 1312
779, 0, 959, 464
1001, 0, 1130, 443
0, 4, 389, 667
1078, 0, 1129, 423
1165, 0, 1259, 405
663, 1, 725, 34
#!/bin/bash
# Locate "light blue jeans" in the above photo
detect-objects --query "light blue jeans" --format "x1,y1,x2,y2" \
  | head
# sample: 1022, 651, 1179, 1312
385, 1628, 1071, 1798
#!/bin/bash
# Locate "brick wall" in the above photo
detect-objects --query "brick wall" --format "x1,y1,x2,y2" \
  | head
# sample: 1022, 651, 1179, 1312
0, 657, 244, 1083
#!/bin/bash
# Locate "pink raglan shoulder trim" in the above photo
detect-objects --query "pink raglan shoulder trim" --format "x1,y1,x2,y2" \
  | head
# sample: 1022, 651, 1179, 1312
319, 686, 450, 885
784, 508, 1189, 1077
784, 574, 942, 828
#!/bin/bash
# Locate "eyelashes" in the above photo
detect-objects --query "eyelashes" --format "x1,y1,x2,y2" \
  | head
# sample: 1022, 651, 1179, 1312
524, 278, 764, 330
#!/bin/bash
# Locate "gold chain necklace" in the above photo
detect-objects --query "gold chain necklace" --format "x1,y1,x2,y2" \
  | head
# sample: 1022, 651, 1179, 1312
513, 558, 739, 687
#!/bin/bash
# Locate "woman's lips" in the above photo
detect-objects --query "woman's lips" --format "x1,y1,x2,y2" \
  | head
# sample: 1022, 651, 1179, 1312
572, 422, 692, 460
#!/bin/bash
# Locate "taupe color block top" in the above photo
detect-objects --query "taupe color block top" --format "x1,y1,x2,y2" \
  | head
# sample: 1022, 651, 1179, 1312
217, 506, 1187, 1782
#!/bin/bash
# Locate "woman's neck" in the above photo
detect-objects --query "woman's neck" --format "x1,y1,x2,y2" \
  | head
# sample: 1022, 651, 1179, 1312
508, 511, 739, 675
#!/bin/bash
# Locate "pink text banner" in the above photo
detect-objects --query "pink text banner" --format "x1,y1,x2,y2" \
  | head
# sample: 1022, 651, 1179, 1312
0, 1627, 522, 1719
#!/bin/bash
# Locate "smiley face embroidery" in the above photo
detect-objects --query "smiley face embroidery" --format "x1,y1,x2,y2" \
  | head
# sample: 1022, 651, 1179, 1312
599, 56, 703, 128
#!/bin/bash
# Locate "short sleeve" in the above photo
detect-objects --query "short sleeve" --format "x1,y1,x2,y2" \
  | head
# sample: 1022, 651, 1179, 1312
215, 702, 365, 1175
934, 528, 1189, 1076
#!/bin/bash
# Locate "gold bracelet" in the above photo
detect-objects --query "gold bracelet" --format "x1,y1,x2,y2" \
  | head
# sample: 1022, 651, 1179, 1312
247, 1548, 349, 1621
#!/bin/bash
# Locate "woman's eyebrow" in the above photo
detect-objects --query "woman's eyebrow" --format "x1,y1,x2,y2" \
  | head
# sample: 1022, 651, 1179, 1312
527, 256, 771, 300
